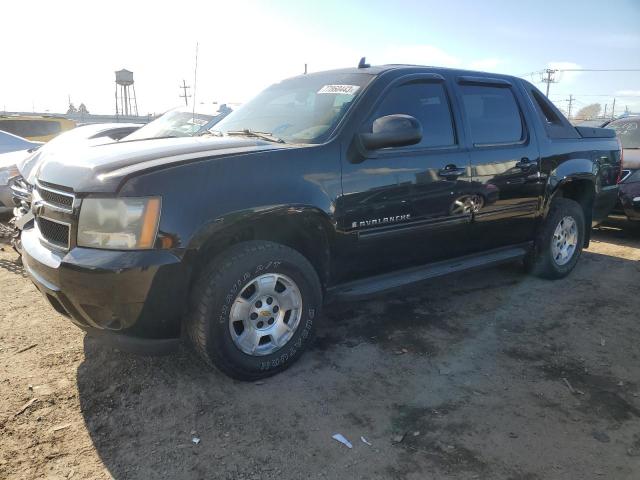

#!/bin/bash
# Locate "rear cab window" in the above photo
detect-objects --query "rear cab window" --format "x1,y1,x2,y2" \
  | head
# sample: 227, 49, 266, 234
525, 83, 579, 139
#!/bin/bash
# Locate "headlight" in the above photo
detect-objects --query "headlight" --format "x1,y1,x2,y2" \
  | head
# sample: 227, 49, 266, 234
77, 197, 161, 250
0, 165, 19, 186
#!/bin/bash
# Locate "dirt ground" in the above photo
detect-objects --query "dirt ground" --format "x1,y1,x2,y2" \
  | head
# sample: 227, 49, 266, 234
1, 218, 639, 480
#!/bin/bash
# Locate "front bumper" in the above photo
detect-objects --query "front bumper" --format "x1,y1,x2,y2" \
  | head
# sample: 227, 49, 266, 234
22, 227, 189, 353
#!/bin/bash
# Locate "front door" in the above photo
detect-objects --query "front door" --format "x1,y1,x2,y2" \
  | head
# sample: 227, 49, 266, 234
454, 78, 544, 251
336, 75, 475, 280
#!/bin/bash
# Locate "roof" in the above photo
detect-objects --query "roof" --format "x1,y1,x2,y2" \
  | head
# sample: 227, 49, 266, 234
299, 63, 518, 81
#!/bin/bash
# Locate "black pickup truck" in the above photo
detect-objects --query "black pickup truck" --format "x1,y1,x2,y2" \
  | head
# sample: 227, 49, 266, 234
22, 62, 621, 379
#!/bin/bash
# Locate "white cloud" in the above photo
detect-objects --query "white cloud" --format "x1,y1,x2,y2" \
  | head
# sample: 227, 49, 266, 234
615, 90, 640, 97
546, 61, 583, 84
377, 45, 462, 68
468, 58, 503, 72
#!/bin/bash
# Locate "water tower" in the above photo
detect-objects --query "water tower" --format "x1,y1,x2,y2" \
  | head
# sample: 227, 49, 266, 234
115, 69, 139, 117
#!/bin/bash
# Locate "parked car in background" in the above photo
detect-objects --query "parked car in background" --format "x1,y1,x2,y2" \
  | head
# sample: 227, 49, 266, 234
123, 103, 233, 141
0, 151, 23, 215
572, 119, 610, 128
20, 64, 621, 380
0, 131, 42, 214
8, 122, 142, 253
0, 129, 43, 155
0, 115, 76, 142
607, 116, 640, 222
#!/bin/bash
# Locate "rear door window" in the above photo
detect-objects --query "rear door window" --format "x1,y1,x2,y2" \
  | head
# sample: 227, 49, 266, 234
459, 85, 523, 145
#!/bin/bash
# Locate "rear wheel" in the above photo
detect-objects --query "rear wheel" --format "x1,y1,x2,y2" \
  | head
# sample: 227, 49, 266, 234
525, 198, 585, 279
187, 241, 322, 380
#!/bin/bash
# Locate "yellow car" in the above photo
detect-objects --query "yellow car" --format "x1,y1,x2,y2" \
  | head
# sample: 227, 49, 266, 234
0, 115, 76, 142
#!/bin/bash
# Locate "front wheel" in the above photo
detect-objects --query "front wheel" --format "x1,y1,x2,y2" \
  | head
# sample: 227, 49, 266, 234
525, 198, 585, 279
187, 241, 322, 380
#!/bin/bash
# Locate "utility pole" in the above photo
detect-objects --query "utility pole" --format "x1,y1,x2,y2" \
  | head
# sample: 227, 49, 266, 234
567, 94, 574, 119
604, 104, 608, 118
179, 79, 191, 106
304, 63, 308, 74
541, 69, 557, 97
611, 98, 616, 119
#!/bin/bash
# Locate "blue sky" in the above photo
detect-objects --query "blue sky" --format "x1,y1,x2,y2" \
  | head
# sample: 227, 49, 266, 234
278, 0, 640, 114
2, 0, 639, 115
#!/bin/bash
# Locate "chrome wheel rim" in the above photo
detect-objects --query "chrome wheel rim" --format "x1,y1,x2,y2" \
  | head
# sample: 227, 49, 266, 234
450, 194, 484, 215
551, 216, 578, 266
228, 273, 303, 356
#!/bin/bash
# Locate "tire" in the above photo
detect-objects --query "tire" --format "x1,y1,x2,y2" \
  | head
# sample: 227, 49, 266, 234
186, 240, 322, 380
525, 197, 585, 279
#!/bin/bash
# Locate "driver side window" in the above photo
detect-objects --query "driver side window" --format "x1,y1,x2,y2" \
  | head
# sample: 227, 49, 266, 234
369, 81, 456, 149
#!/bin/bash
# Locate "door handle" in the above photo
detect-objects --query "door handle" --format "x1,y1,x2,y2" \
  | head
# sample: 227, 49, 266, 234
438, 164, 466, 178
515, 157, 535, 169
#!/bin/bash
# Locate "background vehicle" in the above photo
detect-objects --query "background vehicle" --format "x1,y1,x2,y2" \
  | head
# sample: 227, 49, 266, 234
0, 129, 43, 154
8, 123, 142, 253
21, 64, 621, 380
123, 103, 232, 141
572, 118, 610, 128
0, 115, 76, 142
0, 151, 22, 215
607, 116, 640, 221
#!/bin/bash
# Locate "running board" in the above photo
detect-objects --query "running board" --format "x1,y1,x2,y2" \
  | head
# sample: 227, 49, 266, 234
328, 244, 531, 301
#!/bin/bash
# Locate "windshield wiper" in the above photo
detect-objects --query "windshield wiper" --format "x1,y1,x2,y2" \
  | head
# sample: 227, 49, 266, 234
225, 129, 286, 144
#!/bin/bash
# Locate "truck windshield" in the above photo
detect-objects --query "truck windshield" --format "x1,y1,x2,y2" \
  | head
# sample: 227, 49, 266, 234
608, 118, 640, 148
210, 72, 374, 144
126, 106, 225, 141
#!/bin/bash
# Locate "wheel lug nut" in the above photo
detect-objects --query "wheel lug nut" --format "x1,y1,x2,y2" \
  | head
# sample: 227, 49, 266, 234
273, 306, 279, 313
255, 301, 262, 308
257, 321, 264, 328
250, 313, 258, 320
268, 318, 274, 325
267, 297, 273, 305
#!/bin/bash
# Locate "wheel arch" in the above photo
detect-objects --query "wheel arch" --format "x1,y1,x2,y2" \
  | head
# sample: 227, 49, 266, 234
545, 159, 597, 247
185, 205, 335, 292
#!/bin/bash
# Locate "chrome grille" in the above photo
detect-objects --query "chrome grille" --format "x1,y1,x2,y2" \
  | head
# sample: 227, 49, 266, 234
37, 183, 75, 211
37, 217, 70, 250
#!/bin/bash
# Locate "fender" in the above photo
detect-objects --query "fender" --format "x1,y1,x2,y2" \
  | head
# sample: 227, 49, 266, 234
186, 205, 336, 288
541, 157, 597, 246
543, 157, 597, 215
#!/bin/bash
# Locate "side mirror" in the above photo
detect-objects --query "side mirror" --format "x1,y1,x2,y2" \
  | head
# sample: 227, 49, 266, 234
359, 114, 423, 150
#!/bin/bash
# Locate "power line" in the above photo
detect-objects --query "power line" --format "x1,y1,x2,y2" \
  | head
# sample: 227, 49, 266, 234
556, 68, 640, 72
550, 93, 640, 98
520, 68, 640, 77
519, 67, 640, 97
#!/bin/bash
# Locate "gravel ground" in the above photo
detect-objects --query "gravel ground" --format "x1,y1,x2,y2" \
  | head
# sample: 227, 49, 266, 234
1, 219, 639, 480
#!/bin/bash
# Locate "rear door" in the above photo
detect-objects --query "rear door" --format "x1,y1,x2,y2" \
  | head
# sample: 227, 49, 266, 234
337, 74, 475, 279
454, 77, 543, 250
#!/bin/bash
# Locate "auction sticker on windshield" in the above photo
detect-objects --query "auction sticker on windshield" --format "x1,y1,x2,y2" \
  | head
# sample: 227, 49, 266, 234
317, 85, 360, 95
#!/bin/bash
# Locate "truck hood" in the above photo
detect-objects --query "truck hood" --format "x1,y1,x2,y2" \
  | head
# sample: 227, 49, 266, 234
35, 136, 288, 193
